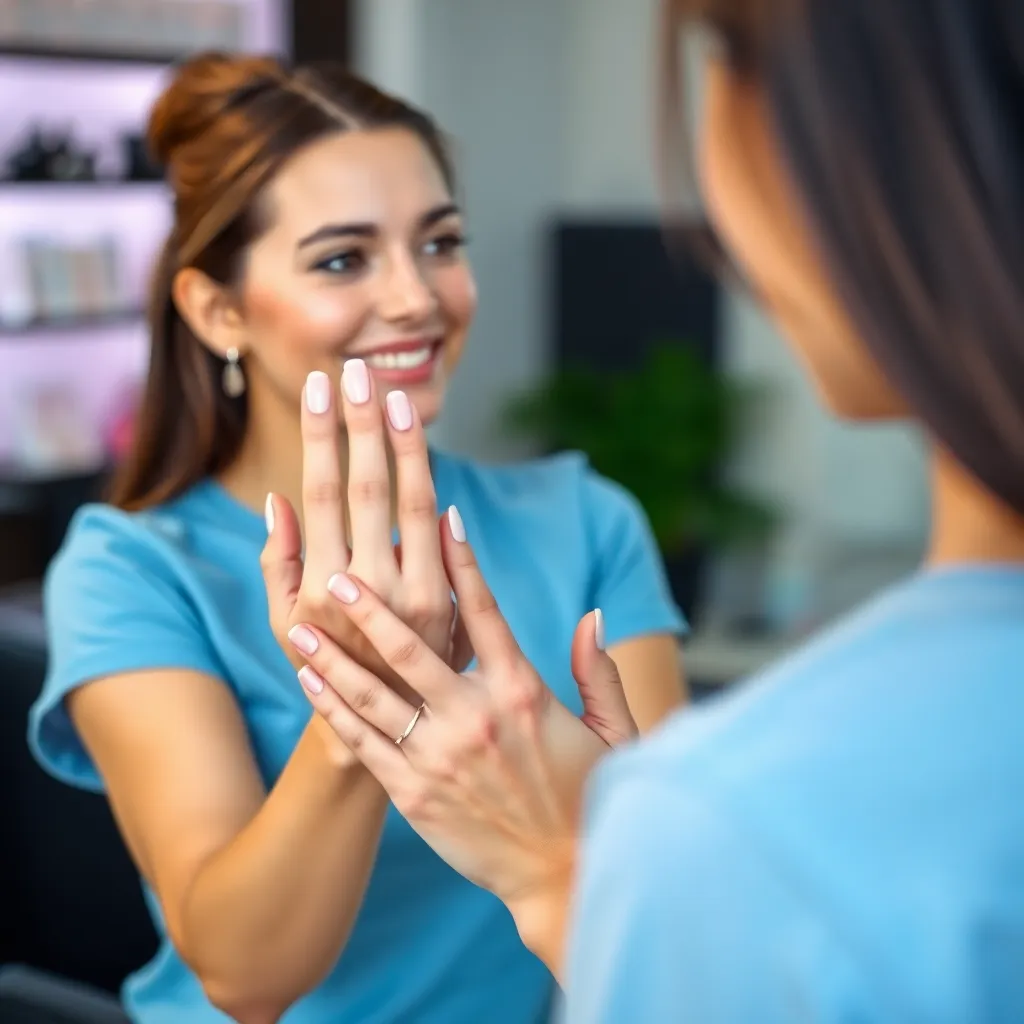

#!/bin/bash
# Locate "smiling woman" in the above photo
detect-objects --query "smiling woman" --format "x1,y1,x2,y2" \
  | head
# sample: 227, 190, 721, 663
26, 52, 686, 1024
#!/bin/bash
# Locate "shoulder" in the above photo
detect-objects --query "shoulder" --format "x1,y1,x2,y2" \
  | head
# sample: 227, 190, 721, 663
46, 495, 205, 601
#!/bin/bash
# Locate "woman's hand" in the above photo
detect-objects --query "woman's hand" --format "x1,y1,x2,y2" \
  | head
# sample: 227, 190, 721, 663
286, 504, 638, 965
261, 363, 471, 723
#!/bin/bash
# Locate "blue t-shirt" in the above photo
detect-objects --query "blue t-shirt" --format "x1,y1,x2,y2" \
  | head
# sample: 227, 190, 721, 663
566, 566, 1024, 1023
29, 449, 684, 1024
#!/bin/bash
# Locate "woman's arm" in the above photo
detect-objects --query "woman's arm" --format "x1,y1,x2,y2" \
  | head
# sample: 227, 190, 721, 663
70, 668, 388, 1024
609, 634, 687, 731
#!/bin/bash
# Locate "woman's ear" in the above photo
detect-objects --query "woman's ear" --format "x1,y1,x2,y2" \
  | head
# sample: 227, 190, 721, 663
172, 266, 246, 358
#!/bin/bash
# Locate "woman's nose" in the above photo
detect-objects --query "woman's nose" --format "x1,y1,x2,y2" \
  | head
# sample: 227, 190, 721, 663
377, 255, 438, 325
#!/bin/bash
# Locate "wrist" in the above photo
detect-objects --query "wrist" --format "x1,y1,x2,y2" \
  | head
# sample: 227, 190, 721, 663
506, 859, 575, 982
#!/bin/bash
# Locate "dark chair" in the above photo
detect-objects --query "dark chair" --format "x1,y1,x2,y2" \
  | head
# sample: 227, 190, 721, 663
0, 582, 158, 1020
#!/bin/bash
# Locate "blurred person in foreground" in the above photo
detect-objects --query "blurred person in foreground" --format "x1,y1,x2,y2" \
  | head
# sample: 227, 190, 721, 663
28, 53, 685, 1024
286, 1, 1024, 1020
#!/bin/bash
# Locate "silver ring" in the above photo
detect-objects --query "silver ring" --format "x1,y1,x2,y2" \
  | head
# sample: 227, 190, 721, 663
395, 702, 427, 746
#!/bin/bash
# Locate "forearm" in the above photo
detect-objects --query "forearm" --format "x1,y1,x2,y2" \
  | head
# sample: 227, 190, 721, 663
178, 720, 389, 1019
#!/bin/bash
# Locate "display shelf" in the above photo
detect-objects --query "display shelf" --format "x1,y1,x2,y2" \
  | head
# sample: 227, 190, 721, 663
0, 310, 145, 337
0, 43, 183, 65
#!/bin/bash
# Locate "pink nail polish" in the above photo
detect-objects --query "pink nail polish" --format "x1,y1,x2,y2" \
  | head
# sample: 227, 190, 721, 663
342, 359, 371, 404
328, 573, 360, 604
386, 390, 413, 431
288, 624, 319, 656
298, 665, 325, 695
448, 505, 466, 543
306, 371, 331, 414
594, 609, 606, 651
265, 493, 275, 534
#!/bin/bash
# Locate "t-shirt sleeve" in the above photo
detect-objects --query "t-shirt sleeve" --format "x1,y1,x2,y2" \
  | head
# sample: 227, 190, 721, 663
563, 760, 887, 1024
28, 506, 225, 792
582, 468, 687, 647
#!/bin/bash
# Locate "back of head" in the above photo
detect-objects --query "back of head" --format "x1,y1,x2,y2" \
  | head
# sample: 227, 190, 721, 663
664, 0, 1024, 513
110, 52, 453, 510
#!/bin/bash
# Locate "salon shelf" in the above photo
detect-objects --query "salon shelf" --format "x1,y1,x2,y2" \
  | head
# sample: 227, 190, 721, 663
0, 178, 164, 186
0, 310, 145, 336
0, 42, 183, 65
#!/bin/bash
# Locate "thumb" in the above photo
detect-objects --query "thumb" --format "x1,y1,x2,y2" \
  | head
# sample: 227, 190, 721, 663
570, 610, 638, 748
260, 493, 303, 632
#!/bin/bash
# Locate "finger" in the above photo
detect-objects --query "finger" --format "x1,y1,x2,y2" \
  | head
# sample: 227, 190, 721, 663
341, 359, 396, 568
449, 603, 476, 673
440, 505, 521, 670
384, 391, 444, 597
260, 493, 303, 628
301, 370, 349, 579
570, 610, 638, 747
296, 662, 412, 790
326, 572, 454, 707
288, 622, 422, 746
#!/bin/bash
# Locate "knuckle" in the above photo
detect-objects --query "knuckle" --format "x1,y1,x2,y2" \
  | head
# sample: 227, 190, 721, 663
349, 477, 390, 506
304, 478, 344, 506
425, 754, 459, 784
463, 586, 499, 619
499, 672, 543, 716
349, 681, 380, 713
398, 786, 430, 820
460, 710, 499, 754
388, 639, 422, 668
397, 492, 437, 522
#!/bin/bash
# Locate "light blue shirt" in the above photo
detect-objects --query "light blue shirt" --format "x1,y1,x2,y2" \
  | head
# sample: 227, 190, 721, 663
29, 449, 684, 1024
567, 567, 1024, 1023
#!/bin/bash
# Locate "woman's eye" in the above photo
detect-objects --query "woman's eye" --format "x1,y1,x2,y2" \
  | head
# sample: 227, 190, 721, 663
423, 233, 467, 258
315, 250, 366, 275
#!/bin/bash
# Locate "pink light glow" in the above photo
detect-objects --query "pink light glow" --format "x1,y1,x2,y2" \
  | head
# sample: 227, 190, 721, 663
0, 0, 283, 465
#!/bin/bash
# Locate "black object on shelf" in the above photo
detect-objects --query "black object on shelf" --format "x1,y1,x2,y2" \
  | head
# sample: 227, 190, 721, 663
4, 125, 98, 183
122, 133, 164, 182
549, 219, 722, 623
0, 42, 183, 65
0, 311, 145, 336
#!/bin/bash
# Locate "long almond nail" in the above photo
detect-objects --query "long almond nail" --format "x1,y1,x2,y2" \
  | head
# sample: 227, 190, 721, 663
448, 505, 466, 543
265, 493, 275, 534
306, 371, 331, 414
288, 624, 319, 656
342, 359, 371, 404
386, 390, 413, 431
594, 609, 605, 651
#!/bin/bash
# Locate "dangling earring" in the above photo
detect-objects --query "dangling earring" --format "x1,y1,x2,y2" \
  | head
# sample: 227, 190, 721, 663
222, 346, 246, 398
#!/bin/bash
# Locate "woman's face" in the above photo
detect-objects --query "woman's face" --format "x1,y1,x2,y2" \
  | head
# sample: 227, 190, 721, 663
698, 58, 906, 420
235, 127, 476, 428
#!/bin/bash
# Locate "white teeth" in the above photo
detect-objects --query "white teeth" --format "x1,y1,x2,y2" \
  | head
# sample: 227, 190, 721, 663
363, 347, 433, 371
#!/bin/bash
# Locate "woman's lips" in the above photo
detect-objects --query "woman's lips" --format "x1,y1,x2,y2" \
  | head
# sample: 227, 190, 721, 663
350, 340, 443, 386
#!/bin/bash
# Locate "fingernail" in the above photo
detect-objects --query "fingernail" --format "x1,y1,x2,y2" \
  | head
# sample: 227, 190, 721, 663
306, 371, 331, 414
328, 573, 360, 604
298, 665, 325, 695
342, 358, 371, 404
594, 609, 605, 651
265, 493, 275, 534
448, 505, 466, 543
288, 624, 319, 656
386, 390, 413, 431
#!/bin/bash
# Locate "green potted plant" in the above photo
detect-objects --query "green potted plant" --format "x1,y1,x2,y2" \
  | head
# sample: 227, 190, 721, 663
501, 342, 775, 621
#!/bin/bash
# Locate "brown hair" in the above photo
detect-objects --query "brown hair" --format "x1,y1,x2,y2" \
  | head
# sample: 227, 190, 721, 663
110, 52, 455, 510
662, 0, 1024, 514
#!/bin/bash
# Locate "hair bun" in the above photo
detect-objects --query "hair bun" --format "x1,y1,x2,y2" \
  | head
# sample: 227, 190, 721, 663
147, 51, 284, 171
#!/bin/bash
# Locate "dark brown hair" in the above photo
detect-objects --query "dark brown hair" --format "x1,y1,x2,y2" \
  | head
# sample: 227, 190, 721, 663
110, 53, 455, 510
662, 0, 1024, 513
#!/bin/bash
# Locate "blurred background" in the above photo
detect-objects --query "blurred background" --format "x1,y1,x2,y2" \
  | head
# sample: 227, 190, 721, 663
0, 0, 929, 1014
